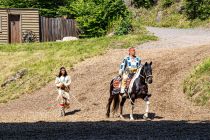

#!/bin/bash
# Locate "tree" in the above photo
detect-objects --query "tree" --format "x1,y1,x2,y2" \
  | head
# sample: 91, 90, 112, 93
185, 0, 210, 20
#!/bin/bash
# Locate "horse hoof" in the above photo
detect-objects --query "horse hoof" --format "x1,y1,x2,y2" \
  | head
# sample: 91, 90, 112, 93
119, 115, 125, 119
130, 118, 134, 121
106, 113, 110, 118
143, 115, 148, 120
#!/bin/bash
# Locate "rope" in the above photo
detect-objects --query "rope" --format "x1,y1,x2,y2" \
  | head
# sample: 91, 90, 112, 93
46, 88, 105, 111
127, 92, 135, 105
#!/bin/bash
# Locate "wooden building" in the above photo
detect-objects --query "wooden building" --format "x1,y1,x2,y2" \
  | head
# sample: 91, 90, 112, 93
0, 8, 39, 43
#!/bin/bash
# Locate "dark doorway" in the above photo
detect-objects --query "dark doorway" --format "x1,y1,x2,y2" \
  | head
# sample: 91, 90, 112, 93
9, 14, 21, 43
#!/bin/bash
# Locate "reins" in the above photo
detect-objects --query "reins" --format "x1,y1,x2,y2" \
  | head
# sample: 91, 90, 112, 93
128, 66, 152, 105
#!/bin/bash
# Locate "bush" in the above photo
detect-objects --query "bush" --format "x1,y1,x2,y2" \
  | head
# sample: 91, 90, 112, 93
112, 16, 133, 35
133, 0, 155, 8
185, 0, 210, 20
161, 0, 174, 8
70, 0, 132, 37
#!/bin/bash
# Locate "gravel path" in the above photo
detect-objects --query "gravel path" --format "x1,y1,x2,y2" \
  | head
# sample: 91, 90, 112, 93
1, 27, 210, 139
139, 27, 210, 49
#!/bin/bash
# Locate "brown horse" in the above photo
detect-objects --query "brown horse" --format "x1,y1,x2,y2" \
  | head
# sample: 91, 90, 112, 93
106, 62, 153, 120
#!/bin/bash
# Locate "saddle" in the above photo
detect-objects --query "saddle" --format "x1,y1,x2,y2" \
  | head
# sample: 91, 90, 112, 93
113, 77, 132, 88
112, 75, 133, 95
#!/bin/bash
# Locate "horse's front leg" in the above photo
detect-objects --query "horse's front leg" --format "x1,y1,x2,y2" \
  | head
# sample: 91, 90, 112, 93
143, 96, 150, 120
119, 96, 126, 119
130, 94, 135, 120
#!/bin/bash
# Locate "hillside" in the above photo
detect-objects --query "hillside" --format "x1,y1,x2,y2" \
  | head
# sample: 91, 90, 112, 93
0, 27, 156, 103
184, 58, 210, 106
129, 0, 210, 28
1, 27, 210, 139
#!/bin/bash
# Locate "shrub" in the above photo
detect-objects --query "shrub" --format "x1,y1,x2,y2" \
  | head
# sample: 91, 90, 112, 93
185, 0, 210, 20
162, 0, 174, 8
132, 0, 155, 8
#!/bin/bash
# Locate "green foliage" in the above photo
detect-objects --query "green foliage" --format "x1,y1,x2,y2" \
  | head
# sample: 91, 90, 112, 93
133, 0, 155, 8
161, 0, 174, 8
133, 0, 210, 28
0, 0, 132, 37
69, 0, 132, 37
185, 0, 210, 20
0, 0, 72, 17
113, 16, 133, 35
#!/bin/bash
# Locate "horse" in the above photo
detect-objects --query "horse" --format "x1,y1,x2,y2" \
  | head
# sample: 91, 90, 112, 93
106, 62, 153, 120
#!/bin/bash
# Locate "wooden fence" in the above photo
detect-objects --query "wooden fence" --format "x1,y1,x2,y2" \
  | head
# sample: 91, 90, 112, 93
40, 17, 79, 42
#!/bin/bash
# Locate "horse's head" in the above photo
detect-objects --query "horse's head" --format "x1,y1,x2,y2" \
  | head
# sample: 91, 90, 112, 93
141, 62, 153, 84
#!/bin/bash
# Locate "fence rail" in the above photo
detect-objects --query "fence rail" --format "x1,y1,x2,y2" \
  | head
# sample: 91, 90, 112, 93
40, 17, 79, 42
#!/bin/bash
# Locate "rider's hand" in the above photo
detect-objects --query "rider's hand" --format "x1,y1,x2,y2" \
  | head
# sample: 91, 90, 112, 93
58, 83, 64, 88
60, 83, 66, 90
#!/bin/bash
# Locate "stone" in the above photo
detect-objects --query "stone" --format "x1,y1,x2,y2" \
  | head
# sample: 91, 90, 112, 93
156, 11, 163, 23
62, 36, 78, 41
1, 69, 28, 87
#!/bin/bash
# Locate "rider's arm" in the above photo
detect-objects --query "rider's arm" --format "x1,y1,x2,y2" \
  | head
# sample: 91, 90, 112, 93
137, 57, 141, 68
119, 57, 127, 76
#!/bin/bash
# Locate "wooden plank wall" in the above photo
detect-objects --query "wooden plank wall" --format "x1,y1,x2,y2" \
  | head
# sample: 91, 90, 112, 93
20, 10, 40, 42
0, 9, 8, 43
40, 17, 79, 42
0, 9, 40, 43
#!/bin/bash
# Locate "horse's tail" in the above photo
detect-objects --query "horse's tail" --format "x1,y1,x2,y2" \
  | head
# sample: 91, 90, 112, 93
110, 79, 120, 113
106, 79, 114, 110
109, 79, 114, 96
112, 93, 120, 113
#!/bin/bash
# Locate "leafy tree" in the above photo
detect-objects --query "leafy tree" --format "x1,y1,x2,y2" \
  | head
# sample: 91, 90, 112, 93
0, 0, 132, 37
69, 0, 132, 37
185, 0, 210, 20
0, 0, 72, 17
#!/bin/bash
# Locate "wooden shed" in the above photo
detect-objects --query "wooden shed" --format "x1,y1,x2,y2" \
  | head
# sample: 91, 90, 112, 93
0, 8, 39, 43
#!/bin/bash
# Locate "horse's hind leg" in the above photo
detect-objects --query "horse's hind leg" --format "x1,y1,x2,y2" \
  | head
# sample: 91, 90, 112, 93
106, 95, 113, 118
119, 97, 126, 119
130, 94, 135, 120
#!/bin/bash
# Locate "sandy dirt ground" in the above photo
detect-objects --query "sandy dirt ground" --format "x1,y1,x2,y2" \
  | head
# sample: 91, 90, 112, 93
1, 27, 210, 139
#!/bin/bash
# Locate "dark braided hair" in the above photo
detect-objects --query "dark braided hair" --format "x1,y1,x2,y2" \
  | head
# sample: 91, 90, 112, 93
58, 67, 68, 77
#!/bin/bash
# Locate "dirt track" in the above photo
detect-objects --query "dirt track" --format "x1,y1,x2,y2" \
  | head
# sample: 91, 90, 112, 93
1, 27, 210, 139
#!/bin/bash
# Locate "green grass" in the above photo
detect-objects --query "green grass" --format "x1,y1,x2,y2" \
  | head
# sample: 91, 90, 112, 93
0, 26, 157, 103
131, 2, 210, 28
183, 58, 210, 106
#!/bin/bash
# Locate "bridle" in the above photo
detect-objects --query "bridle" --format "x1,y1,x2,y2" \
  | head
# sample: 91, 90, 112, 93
139, 66, 153, 83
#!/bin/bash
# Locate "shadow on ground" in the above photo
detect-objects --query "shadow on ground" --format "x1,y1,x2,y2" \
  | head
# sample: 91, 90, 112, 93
123, 113, 164, 120
65, 109, 81, 116
0, 120, 210, 139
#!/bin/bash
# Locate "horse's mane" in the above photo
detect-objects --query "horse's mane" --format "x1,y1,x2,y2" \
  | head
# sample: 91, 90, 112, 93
127, 65, 143, 94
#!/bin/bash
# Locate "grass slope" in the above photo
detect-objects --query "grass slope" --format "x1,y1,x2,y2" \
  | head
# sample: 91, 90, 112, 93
0, 26, 157, 103
184, 58, 210, 105
131, 1, 210, 28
